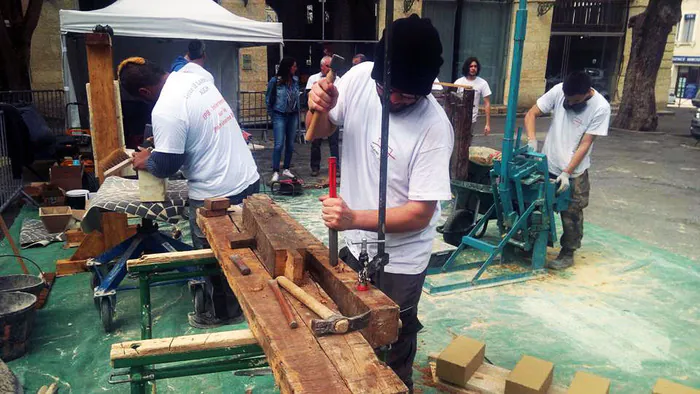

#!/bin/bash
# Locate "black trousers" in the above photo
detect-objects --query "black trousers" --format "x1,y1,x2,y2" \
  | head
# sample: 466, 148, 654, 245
339, 247, 426, 391
310, 131, 340, 171
188, 180, 260, 319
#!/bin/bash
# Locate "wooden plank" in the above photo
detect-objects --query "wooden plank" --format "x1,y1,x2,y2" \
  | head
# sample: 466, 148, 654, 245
427, 356, 567, 394
70, 230, 105, 261
111, 329, 257, 361
56, 259, 88, 277
241, 196, 296, 276
85, 33, 121, 184
197, 214, 352, 394
284, 249, 305, 285
283, 276, 407, 394
127, 249, 215, 269
101, 212, 129, 250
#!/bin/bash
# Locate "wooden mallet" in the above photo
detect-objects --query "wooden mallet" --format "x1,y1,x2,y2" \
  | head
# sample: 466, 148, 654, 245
305, 54, 345, 142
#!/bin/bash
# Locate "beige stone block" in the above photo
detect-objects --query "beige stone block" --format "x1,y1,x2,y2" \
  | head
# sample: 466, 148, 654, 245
652, 378, 700, 394
567, 371, 610, 394
436, 336, 485, 388
505, 355, 554, 394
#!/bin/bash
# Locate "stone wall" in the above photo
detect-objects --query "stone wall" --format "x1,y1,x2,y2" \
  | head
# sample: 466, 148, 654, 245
502, 0, 554, 110
378, 0, 422, 34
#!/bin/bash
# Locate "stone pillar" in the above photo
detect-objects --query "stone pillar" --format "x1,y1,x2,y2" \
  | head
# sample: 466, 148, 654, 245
502, 0, 554, 111
30, 0, 76, 90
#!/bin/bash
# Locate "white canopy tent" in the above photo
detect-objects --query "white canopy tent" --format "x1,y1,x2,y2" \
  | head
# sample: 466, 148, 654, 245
59, 0, 282, 128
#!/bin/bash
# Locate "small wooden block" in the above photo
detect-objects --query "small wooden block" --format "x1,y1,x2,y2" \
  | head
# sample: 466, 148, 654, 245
65, 229, 87, 244
506, 355, 554, 394
284, 249, 305, 285
204, 197, 231, 211
199, 207, 227, 218
227, 232, 256, 249
567, 371, 610, 394
653, 378, 700, 394
436, 336, 485, 388
56, 258, 88, 276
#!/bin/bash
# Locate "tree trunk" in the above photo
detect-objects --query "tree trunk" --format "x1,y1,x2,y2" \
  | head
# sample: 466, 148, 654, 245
612, 0, 681, 131
0, 0, 43, 90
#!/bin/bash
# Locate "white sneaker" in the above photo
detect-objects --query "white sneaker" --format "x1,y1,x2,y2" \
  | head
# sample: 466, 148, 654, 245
282, 169, 295, 178
270, 172, 279, 183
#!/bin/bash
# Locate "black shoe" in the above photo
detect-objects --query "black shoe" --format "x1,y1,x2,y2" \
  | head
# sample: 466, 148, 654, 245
188, 311, 245, 329
547, 248, 574, 270
310, 169, 320, 177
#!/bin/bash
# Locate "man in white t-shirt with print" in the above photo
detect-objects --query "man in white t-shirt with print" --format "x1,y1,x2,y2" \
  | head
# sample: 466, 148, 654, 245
524, 71, 610, 270
307, 15, 453, 391
119, 57, 260, 328
454, 57, 492, 135
306, 56, 340, 176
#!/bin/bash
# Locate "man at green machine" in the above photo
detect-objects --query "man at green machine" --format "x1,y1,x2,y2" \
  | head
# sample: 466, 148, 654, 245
524, 71, 610, 270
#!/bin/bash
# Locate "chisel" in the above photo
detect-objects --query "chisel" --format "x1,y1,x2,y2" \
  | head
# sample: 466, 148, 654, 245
328, 157, 338, 267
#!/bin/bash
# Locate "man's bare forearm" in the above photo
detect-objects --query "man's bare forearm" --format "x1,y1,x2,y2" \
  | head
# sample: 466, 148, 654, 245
524, 107, 538, 141
351, 201, 436, 233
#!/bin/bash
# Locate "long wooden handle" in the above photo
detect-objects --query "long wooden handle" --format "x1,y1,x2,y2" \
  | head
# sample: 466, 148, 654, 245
268, 279, 298, 329
276, 276, 335, 320
0, 215, 28, 274
304, 70, 337, 142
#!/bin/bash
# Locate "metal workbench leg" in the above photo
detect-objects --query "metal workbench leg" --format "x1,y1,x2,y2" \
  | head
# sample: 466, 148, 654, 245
139, 273, 152, 340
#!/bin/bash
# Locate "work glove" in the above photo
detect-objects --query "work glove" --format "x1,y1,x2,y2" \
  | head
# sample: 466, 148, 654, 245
527, 139, 538, 152
556, 172, 570, 193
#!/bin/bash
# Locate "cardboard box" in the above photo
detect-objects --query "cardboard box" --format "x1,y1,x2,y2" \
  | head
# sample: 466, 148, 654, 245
506, 355, 554, 394
41, 184, 66, 207
39, 206, 73, 233
50, 165, 83, 191
568, 371, 610, 394
436, 336, 485, 388
653, 378, 700, 394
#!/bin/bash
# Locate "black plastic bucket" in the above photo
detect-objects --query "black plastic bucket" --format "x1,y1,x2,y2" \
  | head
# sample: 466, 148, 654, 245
0, 258, 46, 299
0, 291, 37, 361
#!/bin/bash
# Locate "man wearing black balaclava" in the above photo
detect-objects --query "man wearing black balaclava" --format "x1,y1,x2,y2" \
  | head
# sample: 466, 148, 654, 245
524, 71, 610, 270
306, 14, 454, 390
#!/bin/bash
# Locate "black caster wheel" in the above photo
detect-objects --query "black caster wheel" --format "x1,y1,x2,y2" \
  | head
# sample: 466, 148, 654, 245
193, 286, 206, 315
100, 297, 114, 332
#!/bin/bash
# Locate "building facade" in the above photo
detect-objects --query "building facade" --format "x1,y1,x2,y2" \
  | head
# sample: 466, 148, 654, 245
28, 0, 674, 111
670, 0, 700, 101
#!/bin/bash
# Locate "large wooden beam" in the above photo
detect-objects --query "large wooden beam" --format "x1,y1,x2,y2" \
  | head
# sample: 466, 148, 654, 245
197, 212, 406, 394
243, 194, 400, 348
85, 32, 121, 184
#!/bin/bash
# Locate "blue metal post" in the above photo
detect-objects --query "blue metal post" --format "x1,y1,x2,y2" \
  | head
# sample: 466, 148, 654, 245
498, 0, 528, 216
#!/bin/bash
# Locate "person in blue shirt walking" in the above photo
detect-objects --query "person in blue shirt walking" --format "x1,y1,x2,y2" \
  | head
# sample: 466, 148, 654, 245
266, 57, 300, 183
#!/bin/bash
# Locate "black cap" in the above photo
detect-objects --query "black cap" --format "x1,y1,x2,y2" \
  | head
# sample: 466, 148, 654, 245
371, 14, 443, 96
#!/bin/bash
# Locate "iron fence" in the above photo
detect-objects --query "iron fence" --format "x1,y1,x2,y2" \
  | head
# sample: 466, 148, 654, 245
0, 110, 36, 213
238, 91, 270, 138
552, 0, 629, 33
0, 90, 65, 136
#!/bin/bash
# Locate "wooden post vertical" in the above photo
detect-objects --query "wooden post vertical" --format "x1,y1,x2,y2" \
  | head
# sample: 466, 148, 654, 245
445, 88, 475, 181
85, 33, 121, 184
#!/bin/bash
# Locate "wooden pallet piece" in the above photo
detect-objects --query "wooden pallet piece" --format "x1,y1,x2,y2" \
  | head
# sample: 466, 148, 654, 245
250, 194, 399, 348
70, 230, 105, 261
126, 249, 216, 270
102, 211, 129, 250
197, 213, 406, 394
56, 259, 88, 276
428, 355, 567, 394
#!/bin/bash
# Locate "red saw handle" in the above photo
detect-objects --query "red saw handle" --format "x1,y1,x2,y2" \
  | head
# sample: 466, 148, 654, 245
328, 157, 337, 198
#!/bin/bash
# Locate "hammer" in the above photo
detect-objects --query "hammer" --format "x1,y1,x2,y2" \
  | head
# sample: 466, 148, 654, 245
305, 54, 345, 142
276, 276, 369, 336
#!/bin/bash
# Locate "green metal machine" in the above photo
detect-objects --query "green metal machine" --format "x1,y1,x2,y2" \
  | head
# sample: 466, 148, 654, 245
427, 0, 571, 294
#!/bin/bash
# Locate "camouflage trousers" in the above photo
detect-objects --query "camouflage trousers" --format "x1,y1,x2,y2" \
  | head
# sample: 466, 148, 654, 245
560, 170, 590, 251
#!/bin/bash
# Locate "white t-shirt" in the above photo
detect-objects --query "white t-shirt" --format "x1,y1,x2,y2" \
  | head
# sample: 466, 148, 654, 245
453, 76, 492, 123
537, 83, 610, 177
178, 62, 214, 84
329, 62, 454, 274
305, 72, 339, 90
152, 72, 259, 200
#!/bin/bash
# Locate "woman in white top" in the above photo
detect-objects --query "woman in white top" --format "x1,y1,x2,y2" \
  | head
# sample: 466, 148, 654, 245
454, 57, 492, 135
